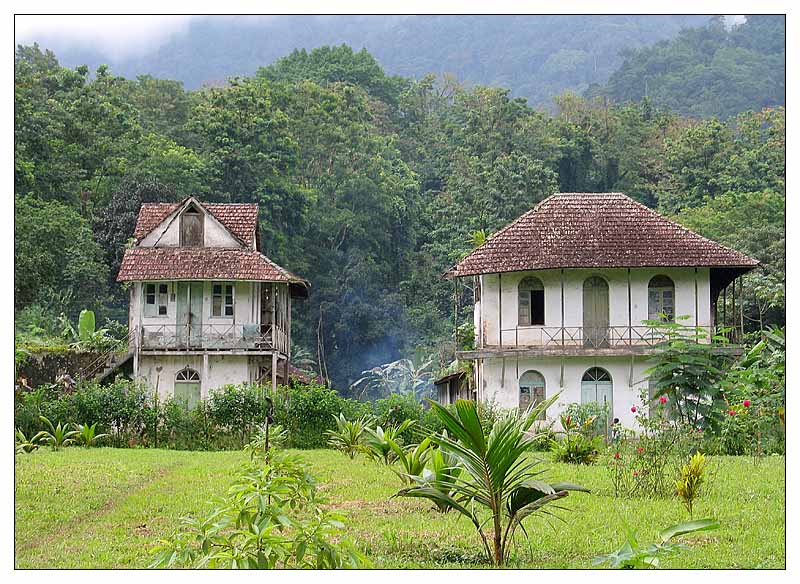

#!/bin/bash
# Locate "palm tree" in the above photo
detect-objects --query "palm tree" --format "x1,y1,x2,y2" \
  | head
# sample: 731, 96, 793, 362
397, 395, 589, 566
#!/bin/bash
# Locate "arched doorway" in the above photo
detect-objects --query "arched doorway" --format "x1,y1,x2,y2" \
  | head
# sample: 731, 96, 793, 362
583, 276, 609, 347
175, 367, 201, 409
581, 367, 612, 430
519, 370, 546, 419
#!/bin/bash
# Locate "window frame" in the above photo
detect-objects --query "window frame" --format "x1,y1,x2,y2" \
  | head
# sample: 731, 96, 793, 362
211, 282, 235, 318
518, 276, 545, 327
648, 275, 675, 323
143, 282, 169, 318
519, 370, 546, 420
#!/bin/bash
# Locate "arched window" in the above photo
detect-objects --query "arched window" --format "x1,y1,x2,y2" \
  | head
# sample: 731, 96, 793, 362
519, 370, 546, 419
648, 275, 675, 322
174, 367, 201, 409
518, 276, 545, 326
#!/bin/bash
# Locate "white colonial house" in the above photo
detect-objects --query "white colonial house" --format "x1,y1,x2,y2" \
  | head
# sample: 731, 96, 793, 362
114, 196, 308, 407
443, 192, 759, 429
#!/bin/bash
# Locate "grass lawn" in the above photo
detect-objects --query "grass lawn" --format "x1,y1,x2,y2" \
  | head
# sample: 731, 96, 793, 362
14, 447, 785, 569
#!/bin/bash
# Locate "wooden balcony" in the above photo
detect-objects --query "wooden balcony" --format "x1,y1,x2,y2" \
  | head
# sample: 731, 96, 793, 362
135, 323, 289, 354
458, 325, 743, 359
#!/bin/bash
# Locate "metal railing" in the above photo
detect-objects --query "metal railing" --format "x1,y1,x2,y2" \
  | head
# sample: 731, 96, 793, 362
495, 325, 740, 349
137, 323, 289, 353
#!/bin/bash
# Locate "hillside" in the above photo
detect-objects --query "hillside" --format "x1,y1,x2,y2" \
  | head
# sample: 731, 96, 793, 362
30, 15, 709, 109
588, 15, 785, 119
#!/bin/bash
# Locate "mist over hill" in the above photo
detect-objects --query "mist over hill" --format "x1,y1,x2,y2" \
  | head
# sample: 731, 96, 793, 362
28, 14, 710, 109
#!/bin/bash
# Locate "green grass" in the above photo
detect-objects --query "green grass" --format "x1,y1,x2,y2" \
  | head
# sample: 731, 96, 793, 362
15, 448, 785, 568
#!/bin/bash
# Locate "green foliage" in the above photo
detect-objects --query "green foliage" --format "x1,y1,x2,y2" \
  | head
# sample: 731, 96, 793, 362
15, 429, 40, 454
149, 450, 368, 568
207, 384, 268, 447
416, 434, 463, 513
645, 320, 732, 431
593, 519, 720, 569
362, 420, 415, 465
550, 432, 603, 465
77, 310, 95, 342
598, 15, 784, 119
675, 452, 708, 518
388, 437, 432, 485
325, 413, 374, 459
397, 395, 589, 566
74, 422, 110, 447
33, 415, 80, 450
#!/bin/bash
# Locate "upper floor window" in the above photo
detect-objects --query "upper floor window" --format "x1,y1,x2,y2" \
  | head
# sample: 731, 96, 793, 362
212, 283, 234, 317
180, 206, 204, 247
518, 276, 545, 326
144, 283, 169, 317
648, 275, 675, 322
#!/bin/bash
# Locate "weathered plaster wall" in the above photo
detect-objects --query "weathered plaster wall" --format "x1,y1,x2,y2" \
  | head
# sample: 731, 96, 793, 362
478, 267, 711, 346
481, 354, 652, 429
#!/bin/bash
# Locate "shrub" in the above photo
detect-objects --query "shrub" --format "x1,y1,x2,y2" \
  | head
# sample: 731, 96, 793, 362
207, 383, 267, 447
150, 450, 368, 568
374, 393, 423, 441
362, 420, 415, 464
326, 413, 374, 459
675, 452, 708, 518
551, 433, 603, 465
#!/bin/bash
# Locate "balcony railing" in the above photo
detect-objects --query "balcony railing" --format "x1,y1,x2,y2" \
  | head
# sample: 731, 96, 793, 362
493, 325, 741, 350
136, 323, 289, 354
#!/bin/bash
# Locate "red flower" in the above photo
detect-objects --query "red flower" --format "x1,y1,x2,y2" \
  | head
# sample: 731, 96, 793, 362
613, 452, 621, 460
743, 399, 751, 408
636, 447, 644, 454
659, 396, 668, 404
630, 406, 637, 413
728, 410, 736, 416
565, 415, 572, 426
633, 471, 639, 477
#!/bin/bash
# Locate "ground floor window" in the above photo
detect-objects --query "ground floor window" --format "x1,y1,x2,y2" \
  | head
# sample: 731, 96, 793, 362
174, 367, 201, 409
519, 370, 546, 419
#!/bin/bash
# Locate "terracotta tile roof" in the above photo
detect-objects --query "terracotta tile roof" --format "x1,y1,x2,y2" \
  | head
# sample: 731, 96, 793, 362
117, 247, 308, 285
447, 193, 759, 277
133, 200, 258, 244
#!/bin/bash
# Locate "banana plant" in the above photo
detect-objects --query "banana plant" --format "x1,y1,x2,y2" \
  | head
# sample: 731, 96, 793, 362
74, 422, 110, 447
396, 395, 589, 566
388, 437, 431, 484
33, 415, 79, 450
15, 429, 39, 454
326, 413, 374, 459
362, 420, 415, 464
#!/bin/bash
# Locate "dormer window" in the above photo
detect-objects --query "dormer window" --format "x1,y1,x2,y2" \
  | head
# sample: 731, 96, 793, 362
180, 205, 204, 247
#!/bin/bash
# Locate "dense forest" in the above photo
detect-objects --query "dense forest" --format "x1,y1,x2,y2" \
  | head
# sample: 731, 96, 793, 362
14, 38, 785, 391
29, 15, 711, 108
588, 15, 785, 119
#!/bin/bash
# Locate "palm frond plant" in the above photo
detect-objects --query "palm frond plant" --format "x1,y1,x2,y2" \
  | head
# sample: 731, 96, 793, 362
33, 415, 79, 450
388, 437, 432, 484
396, 395, 589, 566
362, 420, 415, 464
326, 413, 374, 459
74, 422, 110, 447
15, 429, 39, 454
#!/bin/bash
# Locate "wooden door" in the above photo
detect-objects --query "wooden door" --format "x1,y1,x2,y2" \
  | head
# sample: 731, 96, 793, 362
174, 381, 201, 410
176, 282, 204, 347
583, 276, 609, 347
580, 367, 612, 432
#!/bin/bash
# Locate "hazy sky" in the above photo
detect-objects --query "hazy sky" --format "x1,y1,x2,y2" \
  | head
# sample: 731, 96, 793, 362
15, 15, 200, 59
15, 14, 747, 61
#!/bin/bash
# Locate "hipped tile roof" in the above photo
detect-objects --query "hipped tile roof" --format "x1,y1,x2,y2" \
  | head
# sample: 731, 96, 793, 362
133, 201, 258, 244
447, 193, 759, 277
117, 247, 308, 284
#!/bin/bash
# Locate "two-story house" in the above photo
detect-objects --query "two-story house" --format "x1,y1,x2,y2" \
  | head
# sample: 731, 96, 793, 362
116, 196, 309, 407
445, 192, 759, 428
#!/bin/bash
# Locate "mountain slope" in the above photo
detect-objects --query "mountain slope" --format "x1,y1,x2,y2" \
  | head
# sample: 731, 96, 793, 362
33, 15, 709, 109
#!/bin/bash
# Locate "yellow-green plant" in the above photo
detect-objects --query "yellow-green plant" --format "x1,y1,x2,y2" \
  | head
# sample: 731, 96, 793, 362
675, 451, 707, 518
325, 413, 374, 459
33, 416, 79, 450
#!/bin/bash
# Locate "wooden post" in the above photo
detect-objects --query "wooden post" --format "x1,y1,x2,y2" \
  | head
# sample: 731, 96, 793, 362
694, 268, 699, 341
561, 269, 565, 346
731, 278, 737, 342
498, 273, 503, 348
271, 352, 278, 393
739, 276, 745, 341
627, 268, 632, 344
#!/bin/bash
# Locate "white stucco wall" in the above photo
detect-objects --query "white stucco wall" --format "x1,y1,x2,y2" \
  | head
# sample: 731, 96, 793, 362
477, 267, 711, 346
480, 355, 653, 429
138, 354, 269, 400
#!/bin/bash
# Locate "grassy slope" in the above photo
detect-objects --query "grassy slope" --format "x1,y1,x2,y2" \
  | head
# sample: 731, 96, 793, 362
14, 448, 785, 569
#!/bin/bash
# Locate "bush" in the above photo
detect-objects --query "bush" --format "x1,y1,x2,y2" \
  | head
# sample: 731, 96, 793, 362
551, 433, 603, 464
207, 383, 267, 447
374, 393, 423, 442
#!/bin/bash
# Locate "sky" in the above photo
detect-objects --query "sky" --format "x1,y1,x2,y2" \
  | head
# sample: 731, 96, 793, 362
14, 15, 200, 59
15, 14, 748, 61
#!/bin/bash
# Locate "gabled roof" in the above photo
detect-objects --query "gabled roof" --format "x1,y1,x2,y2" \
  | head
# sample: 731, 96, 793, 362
133, 199, 259, 245
446, 193, 759, 278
